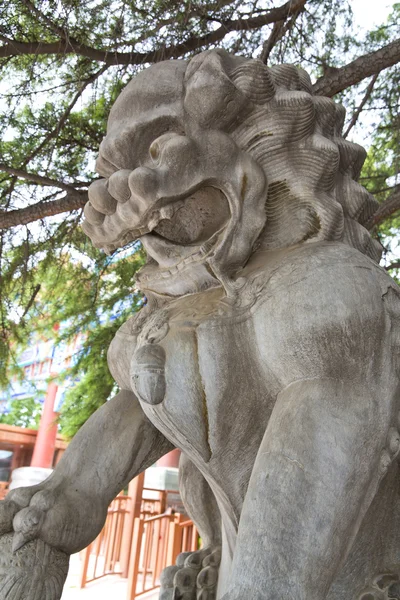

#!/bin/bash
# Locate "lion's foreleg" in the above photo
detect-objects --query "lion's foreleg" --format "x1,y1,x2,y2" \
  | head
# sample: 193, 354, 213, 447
223, 378, 391, 600
0, 389, 174, 556
179, 453, 222, 548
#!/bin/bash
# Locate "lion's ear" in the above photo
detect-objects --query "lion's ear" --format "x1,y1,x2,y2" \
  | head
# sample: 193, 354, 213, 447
229, 59, 275, 104
184, 50, 276, 130
184, 50, 249, 129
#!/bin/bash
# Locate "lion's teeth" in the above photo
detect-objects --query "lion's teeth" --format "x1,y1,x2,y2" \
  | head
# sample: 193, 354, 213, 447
147, 212, 161, 231
160, 205, 175, 220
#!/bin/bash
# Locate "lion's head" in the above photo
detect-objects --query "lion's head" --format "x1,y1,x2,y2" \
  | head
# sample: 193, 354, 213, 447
82, 50, 381, 298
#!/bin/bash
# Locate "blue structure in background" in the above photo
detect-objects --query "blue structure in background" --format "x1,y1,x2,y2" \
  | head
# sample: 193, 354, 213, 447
0, 331, 85, 416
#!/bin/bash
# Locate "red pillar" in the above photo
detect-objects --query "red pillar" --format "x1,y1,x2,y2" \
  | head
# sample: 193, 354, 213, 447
157, 448, 181, 468
30, 380, 58, 468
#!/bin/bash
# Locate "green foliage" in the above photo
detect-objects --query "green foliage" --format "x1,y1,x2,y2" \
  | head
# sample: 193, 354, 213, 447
355, 4, 400, 270
360, 5, 400, 195
0, 225, 145, 436
59, 347, 116, 439
31, 243, 144, 438
0, 396, 42, 429
0, 0, 399, 435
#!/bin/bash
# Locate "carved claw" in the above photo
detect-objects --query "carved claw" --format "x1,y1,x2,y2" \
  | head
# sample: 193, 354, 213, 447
159, 546, 221, 600
12, 531, 29, 553
0, 480, 107, 559
0, 486, 41, 537
159, 592, 174, 600
12, 505, 43, 546
6, 485, 41, 509
174, 567, 198, 598
0, 500, 19, 536
159, 565, 180, 599
197, 565, 218, 589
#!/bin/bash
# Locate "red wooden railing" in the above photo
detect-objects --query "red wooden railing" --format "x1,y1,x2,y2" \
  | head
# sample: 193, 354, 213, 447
0, 482, 8, 500
79, 473, 200, 599
79, 494, 130, 585
127, 512, 199, 599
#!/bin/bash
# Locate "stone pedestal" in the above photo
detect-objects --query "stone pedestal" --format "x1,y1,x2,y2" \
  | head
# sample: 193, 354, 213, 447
9, 466, 53, 490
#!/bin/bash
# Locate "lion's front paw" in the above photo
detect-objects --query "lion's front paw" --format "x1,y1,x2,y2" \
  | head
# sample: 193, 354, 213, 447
0, 480, 106, 555
0, 531, 69, 600
0, 485, 44, 546
358, 572, 400, 600
159, 546, 221, 600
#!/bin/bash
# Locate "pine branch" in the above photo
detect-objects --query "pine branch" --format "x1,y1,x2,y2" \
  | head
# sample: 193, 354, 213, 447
260, 0, 307, 64
261, 20, 285, 63
21, 284, 41, 319
385, 261, 400, 271
21, 0, 70, 40
0, 191, 88, 229
125, 0, 238, 45
0, 0, 312, 65
0, 164, 79, 191
343, 73, 379, 138
365, 185, 400, 230
20, 65, 108, 169
313, 38, 400, 97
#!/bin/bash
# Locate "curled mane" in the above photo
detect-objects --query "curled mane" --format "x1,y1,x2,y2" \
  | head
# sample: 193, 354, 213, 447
184, 51, 382, 263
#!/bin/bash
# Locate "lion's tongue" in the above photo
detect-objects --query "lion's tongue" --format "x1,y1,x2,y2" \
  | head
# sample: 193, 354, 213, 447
153, 187, 229, 245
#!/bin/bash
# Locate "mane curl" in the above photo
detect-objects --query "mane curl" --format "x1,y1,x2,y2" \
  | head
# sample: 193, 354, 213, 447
184, 50, 382, 262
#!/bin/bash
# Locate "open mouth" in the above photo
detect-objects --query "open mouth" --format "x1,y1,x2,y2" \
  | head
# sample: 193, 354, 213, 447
92, 185, 230, 256
147, 186, 229, 246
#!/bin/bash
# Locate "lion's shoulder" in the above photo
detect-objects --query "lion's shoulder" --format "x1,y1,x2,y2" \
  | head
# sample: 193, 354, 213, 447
247, 242, 390, 310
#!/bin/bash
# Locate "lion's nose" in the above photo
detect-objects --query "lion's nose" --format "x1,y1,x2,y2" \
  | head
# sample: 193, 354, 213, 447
88, 179, 117, 215
108, 170, 132, 203
128, 166, 160, 208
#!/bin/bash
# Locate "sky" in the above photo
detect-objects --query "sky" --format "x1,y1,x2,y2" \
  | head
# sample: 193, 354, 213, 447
352, 0, 394, 29
351, 0, 400, 262
1, 0, 398, 253
344, 1, 396, 148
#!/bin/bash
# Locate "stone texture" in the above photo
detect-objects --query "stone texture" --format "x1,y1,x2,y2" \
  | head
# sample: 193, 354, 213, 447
1, 49, 400, 600
0, 532, 69, 598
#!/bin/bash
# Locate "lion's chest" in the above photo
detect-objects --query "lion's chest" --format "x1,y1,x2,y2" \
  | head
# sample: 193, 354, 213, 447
132, 302, 277, 483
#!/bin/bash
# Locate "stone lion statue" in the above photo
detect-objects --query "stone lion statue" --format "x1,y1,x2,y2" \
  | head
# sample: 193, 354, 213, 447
1, 50, 400, 600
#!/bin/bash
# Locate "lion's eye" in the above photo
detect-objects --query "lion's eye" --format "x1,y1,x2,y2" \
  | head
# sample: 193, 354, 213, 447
149, 142, 160, 162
